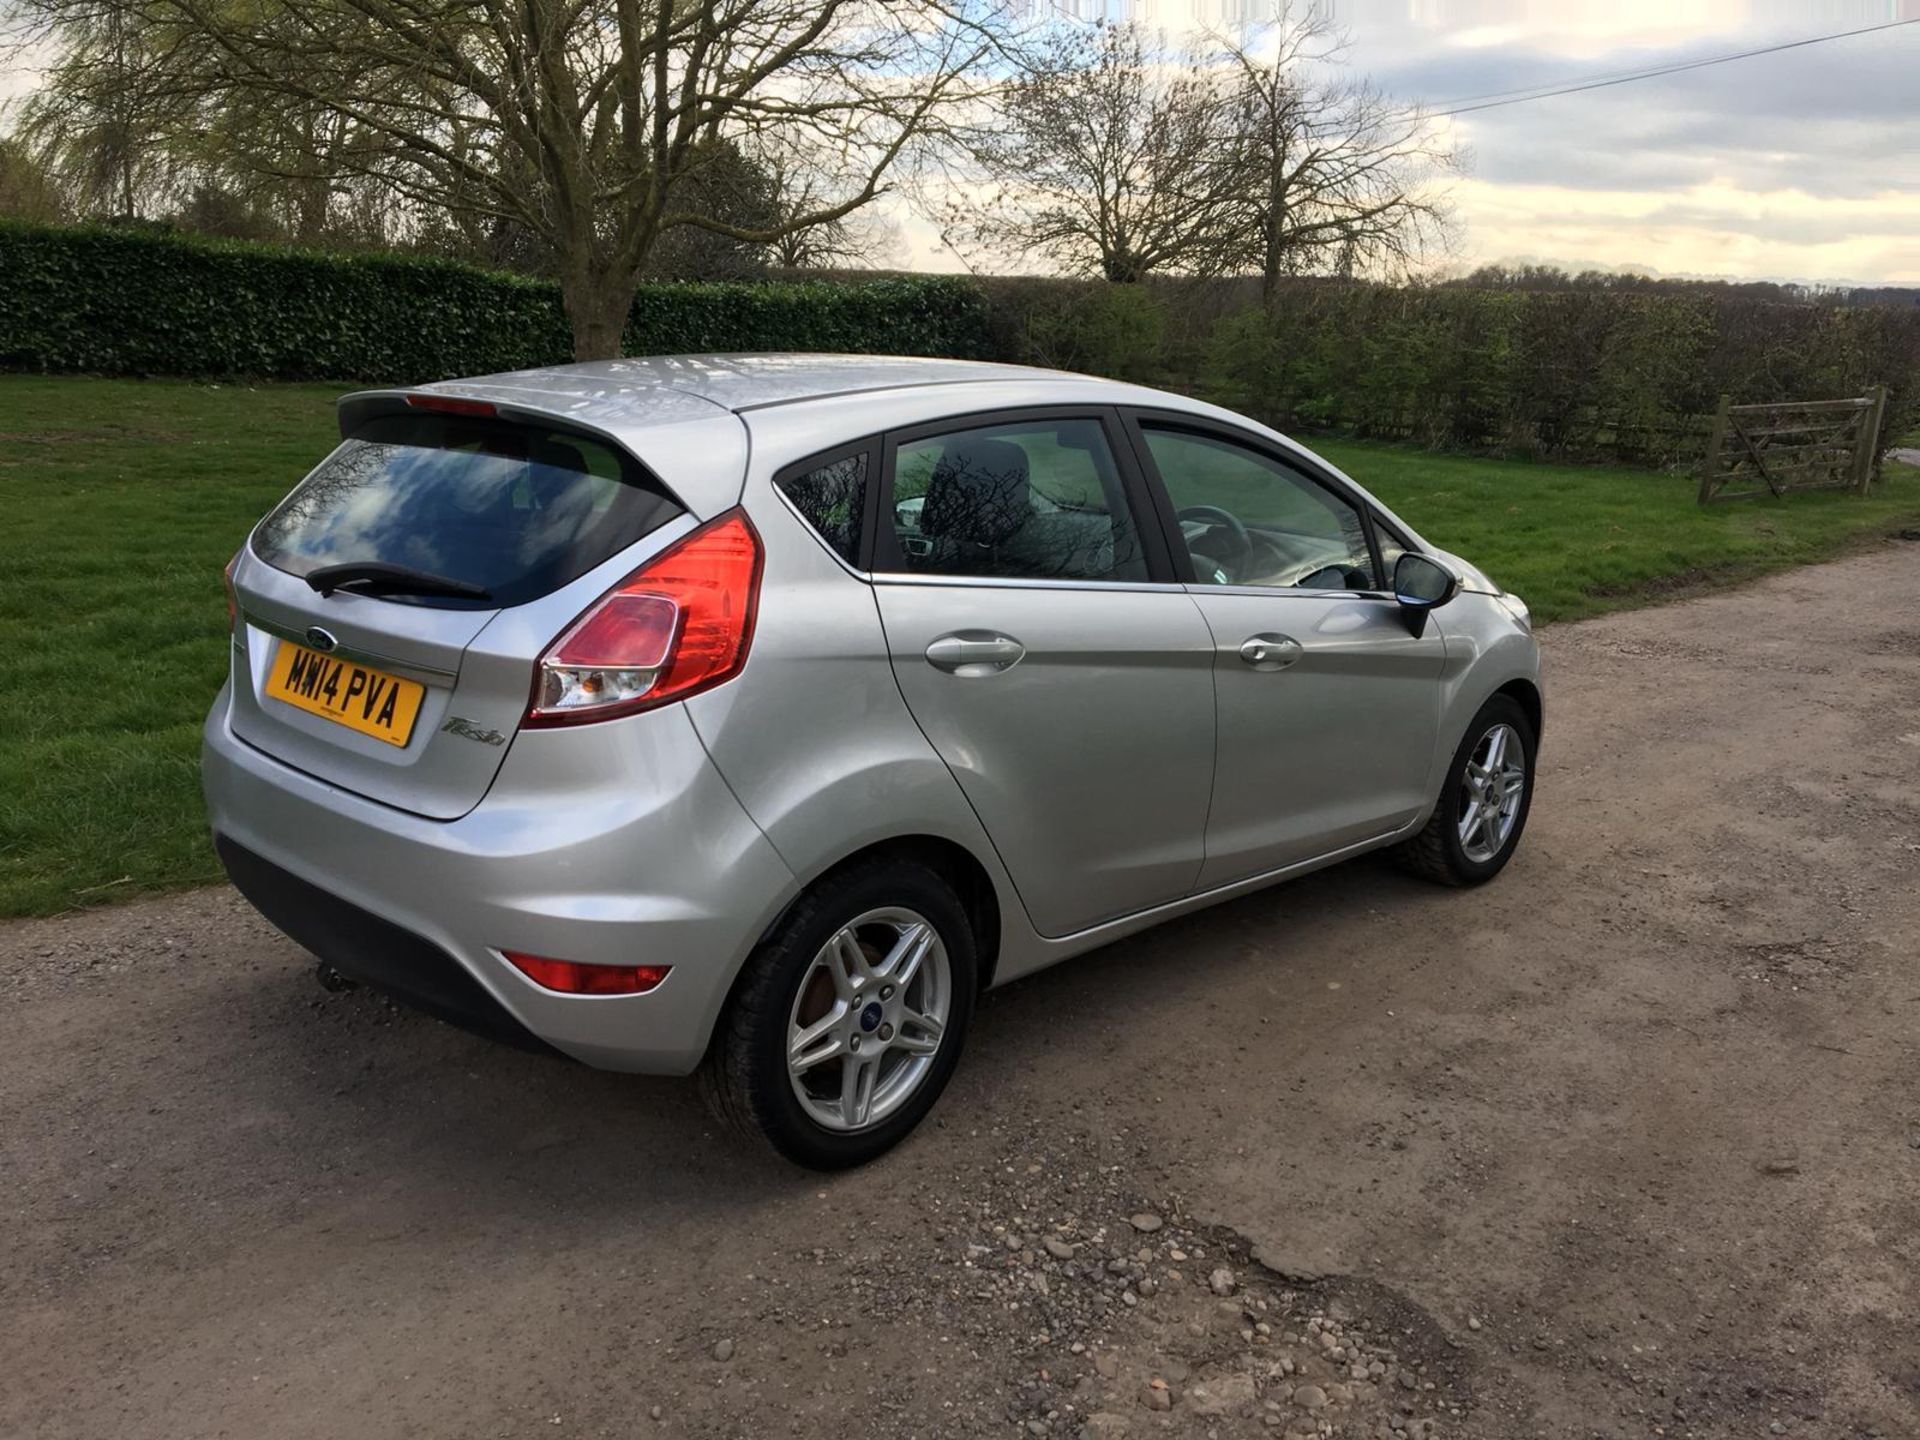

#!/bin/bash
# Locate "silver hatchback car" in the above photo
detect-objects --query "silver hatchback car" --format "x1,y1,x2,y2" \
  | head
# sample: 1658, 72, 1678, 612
205, 354, 1542, 1167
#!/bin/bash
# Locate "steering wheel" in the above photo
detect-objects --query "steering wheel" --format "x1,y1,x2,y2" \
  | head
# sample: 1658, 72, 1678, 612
1176, 505, 1253, 582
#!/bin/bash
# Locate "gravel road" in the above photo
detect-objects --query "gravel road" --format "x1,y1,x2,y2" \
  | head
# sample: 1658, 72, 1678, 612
5, 544, 1918, 1440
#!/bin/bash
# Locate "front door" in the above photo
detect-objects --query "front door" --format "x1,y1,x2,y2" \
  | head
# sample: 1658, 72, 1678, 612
1128, 419, 1446, 889
871, 412, 1216, 937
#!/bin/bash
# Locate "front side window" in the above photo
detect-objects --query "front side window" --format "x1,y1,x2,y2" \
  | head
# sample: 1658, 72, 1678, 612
253, 412, 681, 608
1140, 426, 1379, 591
884, 418, 1147, 582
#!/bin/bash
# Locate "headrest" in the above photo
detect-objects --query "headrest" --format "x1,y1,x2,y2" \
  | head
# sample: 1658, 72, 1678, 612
528, 440, 587, 474
921, 438, 1031, 547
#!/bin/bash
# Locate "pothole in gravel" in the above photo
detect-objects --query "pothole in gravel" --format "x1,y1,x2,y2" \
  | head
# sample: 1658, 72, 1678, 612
947, 1213, 1475, 1438
794, 1123, 1483, 1439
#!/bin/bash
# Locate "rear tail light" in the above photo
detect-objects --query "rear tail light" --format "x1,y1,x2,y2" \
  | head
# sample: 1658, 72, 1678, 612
503, 951, 671, 995
223, 552, 239, 631
525, 510, 762, 726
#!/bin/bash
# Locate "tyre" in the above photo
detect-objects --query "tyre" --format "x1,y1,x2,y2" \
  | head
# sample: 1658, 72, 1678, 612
1393, 694, 1536, 887
703, 858, 976, 1169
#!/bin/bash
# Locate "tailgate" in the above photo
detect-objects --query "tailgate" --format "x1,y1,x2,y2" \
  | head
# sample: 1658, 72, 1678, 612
224, 396, 739, 818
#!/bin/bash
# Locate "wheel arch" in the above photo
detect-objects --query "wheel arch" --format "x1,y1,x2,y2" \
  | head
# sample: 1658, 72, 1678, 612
725, 833, 1006, 1018
833, 835, 1004, 992
1495, 676, 1544, 746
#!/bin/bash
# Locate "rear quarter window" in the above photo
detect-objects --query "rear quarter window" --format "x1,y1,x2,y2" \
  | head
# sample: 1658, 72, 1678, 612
776, 451, 868, 566
252, 412, 683, 608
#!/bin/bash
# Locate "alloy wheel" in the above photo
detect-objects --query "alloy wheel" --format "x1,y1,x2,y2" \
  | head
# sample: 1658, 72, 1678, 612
785, 908, 952, 1133
1457, 721, 1526, 864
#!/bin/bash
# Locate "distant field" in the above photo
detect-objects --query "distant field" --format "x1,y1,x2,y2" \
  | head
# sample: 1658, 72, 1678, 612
1, 374, 1916, 917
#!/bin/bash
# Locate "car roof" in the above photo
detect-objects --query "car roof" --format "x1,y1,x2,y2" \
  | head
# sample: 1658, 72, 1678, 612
406, 353, 1088, 422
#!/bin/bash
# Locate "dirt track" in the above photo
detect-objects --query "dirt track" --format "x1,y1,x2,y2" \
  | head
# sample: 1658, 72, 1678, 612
4, 544, 1919, 1440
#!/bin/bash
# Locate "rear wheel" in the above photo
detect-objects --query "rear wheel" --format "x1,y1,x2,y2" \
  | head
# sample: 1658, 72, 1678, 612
703, 859, 976, 1169
1393, 694, 1535, 886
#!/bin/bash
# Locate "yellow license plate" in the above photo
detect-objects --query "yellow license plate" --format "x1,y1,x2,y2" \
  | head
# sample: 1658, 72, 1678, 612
265, 640, 426, 747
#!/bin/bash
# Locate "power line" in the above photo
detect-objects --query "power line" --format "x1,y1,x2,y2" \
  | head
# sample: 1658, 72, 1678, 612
1424, 17, 1920, 118
1426, 46, 1801, 110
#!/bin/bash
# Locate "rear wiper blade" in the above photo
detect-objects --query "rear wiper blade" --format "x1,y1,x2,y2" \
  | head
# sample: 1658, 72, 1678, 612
304, 561, 492, 601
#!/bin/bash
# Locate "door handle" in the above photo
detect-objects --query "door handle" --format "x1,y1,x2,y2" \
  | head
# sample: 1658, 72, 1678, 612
925, 632, 1026, 675
1238, 633, 1302, 671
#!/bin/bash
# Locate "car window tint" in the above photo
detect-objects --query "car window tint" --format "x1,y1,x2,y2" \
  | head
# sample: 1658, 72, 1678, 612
885, 418, 1146, 582
777, 452, 867, 565
252, 412, 682, 609
1140, 427, 1378, 591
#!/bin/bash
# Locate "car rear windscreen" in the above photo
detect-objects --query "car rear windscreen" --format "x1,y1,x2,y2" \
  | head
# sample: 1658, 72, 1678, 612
251, 411, 684, 608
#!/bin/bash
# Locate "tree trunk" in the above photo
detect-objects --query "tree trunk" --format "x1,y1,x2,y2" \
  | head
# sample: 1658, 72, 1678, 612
294, 176, 328, 243
1260, 183, 1288, 310
562, 266, 637, 362
293, 116, 330, 241
1259, 96, 1293, 310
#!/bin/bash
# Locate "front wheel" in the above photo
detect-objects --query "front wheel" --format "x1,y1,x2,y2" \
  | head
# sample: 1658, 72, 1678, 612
1393, 694, 1536, 886
703, 859, 976, 1169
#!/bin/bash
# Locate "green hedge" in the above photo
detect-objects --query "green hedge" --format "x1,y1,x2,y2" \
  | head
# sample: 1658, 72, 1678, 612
0, 222, 993, 382
1202, 282, 1920, 467
985, 274, 1920, 469
10, 220, 1916, 473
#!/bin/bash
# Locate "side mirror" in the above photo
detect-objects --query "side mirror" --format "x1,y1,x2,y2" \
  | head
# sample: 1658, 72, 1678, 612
1393, 553, 1458, 637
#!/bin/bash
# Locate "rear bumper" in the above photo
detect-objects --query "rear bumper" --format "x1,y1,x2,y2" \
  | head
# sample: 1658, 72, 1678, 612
216, 836, 564, 1057
202, 686, 798, 1074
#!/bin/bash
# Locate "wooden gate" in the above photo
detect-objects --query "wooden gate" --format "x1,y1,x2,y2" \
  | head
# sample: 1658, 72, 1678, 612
1696, 387, 1889, 504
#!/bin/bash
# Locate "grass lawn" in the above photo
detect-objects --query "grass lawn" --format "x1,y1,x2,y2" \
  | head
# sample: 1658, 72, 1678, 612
2, 374, 1917, 917
0, 377, 344, 917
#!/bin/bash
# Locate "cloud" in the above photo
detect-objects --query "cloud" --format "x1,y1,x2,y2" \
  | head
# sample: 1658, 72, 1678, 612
1446, 176, 1920, 284
1435, 39, 1920, 197
1343, 9, 1920, 283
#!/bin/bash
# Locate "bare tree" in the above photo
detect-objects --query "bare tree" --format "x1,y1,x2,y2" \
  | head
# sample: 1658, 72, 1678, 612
944, 12, 1457, 291
193, 98, 398, 244
641, 138, 781, 280
763, 151, 906, 270
11, 0, 1000, 357
943, 22, 1244, 283
1212, 17, 1460, 301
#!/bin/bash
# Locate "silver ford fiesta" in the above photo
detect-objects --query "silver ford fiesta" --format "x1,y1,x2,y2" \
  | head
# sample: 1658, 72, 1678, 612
204, 354, 1542, 1167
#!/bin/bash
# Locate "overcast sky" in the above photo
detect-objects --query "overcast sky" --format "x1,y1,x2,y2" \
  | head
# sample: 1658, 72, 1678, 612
6, 0, 1914, 284
903, 0, 1920, 285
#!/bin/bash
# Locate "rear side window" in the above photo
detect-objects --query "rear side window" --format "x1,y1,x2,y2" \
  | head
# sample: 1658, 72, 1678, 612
776, 451, 868, 566
882, 418, 1147, 582
252, 412, 683, 608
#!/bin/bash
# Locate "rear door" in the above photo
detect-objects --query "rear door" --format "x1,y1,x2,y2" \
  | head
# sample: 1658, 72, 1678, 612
869, 409, 1216, 937
1123, 414, 1445, 888
227, 401, 697, 818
